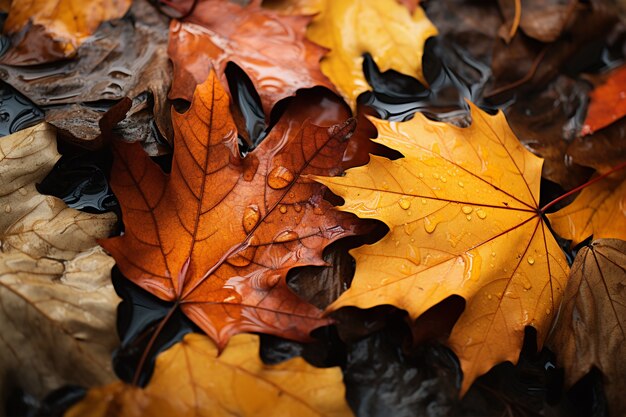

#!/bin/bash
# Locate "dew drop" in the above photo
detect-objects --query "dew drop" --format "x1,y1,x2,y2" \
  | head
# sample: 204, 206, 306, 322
18, 187, 27, 195
398, 197, 411, 210
289, 191, 295, 198
267, 166, 294, 189
4, 204, 10, 213
476, 209, 487, 219
527, 256, 535, 265
441, 176, 447, 183
294, 203, 302, 212
545, 308, 551, 316
487, 294, 492, 300
462, 206, 473, 214
458, 181, 464, 188
381, 181, 389, 190
523, 279, 532, 291
279, 205, 287, 214
433, 173, 440, 179
424, 216, 437, 233
274, 230, 299, 243
418, 172, 424, 179
313, 206, 324, 215
226, 236, 259, 267
242, 204, 260, 233
399, 263, 410, 275
466, 215, 472, 221
421, 198, 427, 205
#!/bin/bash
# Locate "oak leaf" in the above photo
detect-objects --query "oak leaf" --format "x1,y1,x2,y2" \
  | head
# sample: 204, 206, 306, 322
581, 64, 626, 135
0, 124, 119, 409
303, 0, 437, 110
548, 239, 626, 417
166, 0, 333, 118
100, 71, 360, 348
1, 0, 131, 65
315, 103, 570, 394
547, 170, 626, 245
66, 333, 353, 417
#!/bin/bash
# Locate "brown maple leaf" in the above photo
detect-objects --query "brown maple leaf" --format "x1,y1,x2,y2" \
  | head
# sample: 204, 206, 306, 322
166, 0, 333, 118
100, 70, 361, 348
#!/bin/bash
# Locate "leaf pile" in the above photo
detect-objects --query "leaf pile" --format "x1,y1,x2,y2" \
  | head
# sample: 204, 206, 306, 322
0, 1, 625, 417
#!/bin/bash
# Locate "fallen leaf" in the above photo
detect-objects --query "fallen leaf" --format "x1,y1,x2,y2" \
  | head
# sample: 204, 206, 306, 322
497, 0, 576, 43
166, 0, 332, 118
0, 0, 172, 154
548, 239, 626, 417
65, 333, 354, 417
100, 71, 361, 348
581, 64, 626, 136
546, 170, 626, 246
304, 0, 437, 110
0, 123, 118, 409
1, 0, 131, 65
315, 103, 569, 394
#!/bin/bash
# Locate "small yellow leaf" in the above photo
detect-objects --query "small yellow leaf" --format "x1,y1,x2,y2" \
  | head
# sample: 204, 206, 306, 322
315, 103, 569, 394
66, 333, 354, 417
304, 0, 437, 110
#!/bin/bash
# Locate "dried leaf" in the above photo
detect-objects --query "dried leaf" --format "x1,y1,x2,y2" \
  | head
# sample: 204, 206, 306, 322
66, 333, 354, 417
0, 0, 172, 153
581, 64, 626, 136
315, 104, 569, 394
549, 239, 626, 417
0, 123, 118, 409
1, 0, 131, 65
100, 71, 361, 348
303, 0, 437, 110
166, 0, 332, 118
497, 0, 576, 43
547, 170, 626, 246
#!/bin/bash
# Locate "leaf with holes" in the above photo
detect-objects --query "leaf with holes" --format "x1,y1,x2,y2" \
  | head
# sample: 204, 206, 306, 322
66, 333, 353, 417
314, 103, 570, 394
549, 239, 626, 417
99, 70, 361, 348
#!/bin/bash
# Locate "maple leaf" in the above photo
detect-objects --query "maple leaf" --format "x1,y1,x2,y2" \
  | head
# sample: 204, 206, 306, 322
0, 0, 172, 151
547, 169, 626, 246
301, 0, 438, 110
166, 0, 333, 118
65, 333, 354, 417
548, 239, 626, 417
0, 124, 119, 408
314, 103, 570, 394
581, 64, 626, 136
0, 0, 131, 65
100, 70, 360, 348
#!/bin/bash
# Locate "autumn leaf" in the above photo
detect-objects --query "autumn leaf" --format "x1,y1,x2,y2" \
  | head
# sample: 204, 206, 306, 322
302, 0, 437, 110
0, 123, 119, 410
497, 0, 576, 43
581, 64, 626, 136
548, 239, 626, 417
0, 0, 172, 152
100, 71, 361, 348
66, 333, 353, 417
0, 0, 131, 65
315, 103, 570, 394
166, 0, 333, 118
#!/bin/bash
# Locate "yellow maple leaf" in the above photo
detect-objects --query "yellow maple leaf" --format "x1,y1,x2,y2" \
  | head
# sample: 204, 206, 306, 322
314, 103, 570, 394
280, 0, 437, 110
547, 170, 626, 246
66, 333, 353, 417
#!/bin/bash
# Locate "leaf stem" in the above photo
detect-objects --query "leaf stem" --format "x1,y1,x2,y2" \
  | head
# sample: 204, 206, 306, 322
131, 302, 179, 386
540, 160, 626, 213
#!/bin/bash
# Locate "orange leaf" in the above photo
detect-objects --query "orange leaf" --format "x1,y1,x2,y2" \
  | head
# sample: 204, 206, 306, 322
66, 333, 354, 417
100, 71, 361, 348
315, 103, 570, 394
548, 239, 626, 417
166, 0, 333, 118
581, 64, 626, 135
1, 0, 131, 65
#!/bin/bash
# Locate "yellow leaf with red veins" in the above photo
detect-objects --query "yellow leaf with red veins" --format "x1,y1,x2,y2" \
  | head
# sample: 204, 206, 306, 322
65, 333, 354, 417
314, 103, 570, 394
1, 0, 131, 65
301, 0, 437, 110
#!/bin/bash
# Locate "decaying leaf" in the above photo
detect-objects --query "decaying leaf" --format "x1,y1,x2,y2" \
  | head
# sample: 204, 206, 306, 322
547, 170, 626, 246
100, 71, 361, 348
315, 103, 569, 394
549, 239, 626, 417
302, 0, 437, 110
0, 123, 119, 409
0, 0, 172, 153
581, 64, 626, 136
166, 0, 333, 118
66, 333, 353, 417
497, 0, 576, 43
1, 0, 131, 65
